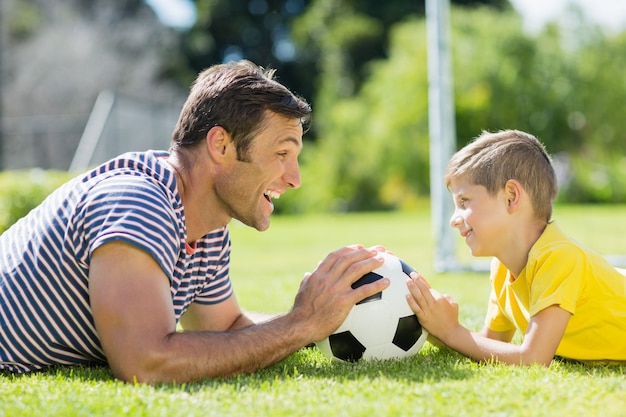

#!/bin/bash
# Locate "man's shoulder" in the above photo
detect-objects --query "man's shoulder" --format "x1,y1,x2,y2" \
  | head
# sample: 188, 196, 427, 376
81, 151, 177, 196
88, 151, 169, 175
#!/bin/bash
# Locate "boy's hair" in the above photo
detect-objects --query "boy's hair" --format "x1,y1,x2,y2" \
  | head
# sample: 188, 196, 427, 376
170, 60, 311, 161
444, 129, 558, 222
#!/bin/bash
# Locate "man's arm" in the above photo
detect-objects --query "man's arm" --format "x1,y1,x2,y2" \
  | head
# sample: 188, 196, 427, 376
180, 302, 275, 332
89, 241, 387, 384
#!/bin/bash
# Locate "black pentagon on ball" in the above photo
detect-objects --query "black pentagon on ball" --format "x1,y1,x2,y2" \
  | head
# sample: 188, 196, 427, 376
328, 331, 367, 362
399, 259, 416, 276
392, 315, 424, 351
352, 271, 384, 305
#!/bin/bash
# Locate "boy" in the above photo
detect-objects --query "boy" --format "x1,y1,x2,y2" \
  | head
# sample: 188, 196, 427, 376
407, 129, 626, 366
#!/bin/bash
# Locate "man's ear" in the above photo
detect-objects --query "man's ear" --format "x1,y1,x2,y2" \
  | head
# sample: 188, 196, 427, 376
205, 126, 232, 162
504, 179, 523, 212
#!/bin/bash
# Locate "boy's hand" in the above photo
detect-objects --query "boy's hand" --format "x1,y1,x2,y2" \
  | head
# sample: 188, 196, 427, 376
405, 271, 460, 345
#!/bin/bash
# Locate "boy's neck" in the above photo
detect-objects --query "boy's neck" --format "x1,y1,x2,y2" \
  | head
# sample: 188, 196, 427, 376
499, 221, 548, 277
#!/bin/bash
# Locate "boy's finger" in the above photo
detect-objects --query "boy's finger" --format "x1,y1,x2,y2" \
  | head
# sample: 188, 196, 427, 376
409, 271, 432, 290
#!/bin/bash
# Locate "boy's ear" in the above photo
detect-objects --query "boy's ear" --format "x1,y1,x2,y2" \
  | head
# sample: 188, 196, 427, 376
504, 179, 523, 212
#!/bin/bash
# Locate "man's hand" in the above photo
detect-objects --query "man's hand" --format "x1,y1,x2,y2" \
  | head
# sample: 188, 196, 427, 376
288, 245, 388, 343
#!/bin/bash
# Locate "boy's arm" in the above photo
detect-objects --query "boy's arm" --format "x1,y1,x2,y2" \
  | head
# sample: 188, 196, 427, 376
477, 326, 516, 343
446, 306, 570, 366
407, 274, 571, 366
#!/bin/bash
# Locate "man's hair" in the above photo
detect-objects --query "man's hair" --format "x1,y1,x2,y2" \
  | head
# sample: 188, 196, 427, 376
444, 129, 558, 222
170, 60, 312, 161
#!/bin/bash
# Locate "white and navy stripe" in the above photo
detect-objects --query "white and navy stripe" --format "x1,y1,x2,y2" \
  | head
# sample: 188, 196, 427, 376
0, 151, 233, 373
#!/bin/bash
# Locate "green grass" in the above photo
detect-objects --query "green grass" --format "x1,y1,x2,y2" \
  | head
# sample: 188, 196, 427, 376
2, 205, 626, 417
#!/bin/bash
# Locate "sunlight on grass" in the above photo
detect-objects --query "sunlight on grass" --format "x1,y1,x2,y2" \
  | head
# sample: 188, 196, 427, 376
2, 205, 625, 416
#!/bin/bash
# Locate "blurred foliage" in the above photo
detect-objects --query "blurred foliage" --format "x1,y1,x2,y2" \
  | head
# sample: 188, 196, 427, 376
164, 0, 626, 212
0, 170, 73, 233
170, 0, 508, 130
167, 0, 316, 105
276, 5, 626, 213
560, 155, 626, 204
6, 1, 42, 40
4, 0, 624, 222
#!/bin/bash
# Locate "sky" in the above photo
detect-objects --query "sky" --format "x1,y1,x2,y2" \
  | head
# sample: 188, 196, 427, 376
144, 0, 196, 29
509, 0, 626, 33
144, 0, 626, 32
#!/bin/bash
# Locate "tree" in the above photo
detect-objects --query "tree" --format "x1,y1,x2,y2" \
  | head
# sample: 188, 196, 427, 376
277, 5, 626, 212
170, 0, 512, 136
168, 0, 314, 103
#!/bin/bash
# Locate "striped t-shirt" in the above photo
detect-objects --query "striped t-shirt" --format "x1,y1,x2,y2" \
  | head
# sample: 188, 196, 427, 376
0, 151, 233, 373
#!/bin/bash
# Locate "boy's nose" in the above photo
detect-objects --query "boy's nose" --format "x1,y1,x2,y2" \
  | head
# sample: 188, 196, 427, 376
449, 214, 463, 228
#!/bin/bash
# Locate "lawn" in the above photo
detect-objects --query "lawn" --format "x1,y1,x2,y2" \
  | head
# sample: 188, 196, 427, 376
1, 205, 625, 417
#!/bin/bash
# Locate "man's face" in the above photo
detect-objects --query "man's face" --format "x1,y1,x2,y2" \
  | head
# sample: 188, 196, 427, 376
214, 111, 303, 231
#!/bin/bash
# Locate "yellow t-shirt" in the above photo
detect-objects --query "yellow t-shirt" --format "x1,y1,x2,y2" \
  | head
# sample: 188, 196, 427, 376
485, 221, 626, 361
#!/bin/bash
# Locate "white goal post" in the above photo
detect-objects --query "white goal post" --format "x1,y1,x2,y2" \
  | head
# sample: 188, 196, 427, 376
69, 91, 181, 172
426, 0, 460, 272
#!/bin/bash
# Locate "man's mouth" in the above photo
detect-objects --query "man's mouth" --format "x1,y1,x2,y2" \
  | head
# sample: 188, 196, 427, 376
263, 190, 281, 203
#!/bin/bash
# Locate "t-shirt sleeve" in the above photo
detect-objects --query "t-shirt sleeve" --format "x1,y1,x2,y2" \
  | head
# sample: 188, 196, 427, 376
526, 245, 584, 317
485, 259, 517, 333
77, 174, 181, 280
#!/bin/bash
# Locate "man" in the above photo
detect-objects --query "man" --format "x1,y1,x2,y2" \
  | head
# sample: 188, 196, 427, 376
0, 60, 388, 383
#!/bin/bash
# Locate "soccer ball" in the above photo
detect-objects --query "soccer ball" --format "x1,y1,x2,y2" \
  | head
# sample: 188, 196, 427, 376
316, 252, 428, 362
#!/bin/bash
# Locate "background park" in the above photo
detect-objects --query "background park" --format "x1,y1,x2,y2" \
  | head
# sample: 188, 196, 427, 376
1, 0, 626, 416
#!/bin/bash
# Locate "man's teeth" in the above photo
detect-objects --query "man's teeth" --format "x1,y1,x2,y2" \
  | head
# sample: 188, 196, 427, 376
264, 191, 280, 200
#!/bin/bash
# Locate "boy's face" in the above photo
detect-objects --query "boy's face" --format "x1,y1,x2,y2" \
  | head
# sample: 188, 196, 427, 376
448, 177, 510, 258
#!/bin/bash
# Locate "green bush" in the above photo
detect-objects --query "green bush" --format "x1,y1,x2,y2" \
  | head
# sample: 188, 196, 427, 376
8, 2, 43, 40
559, 155, 626, 204
0, 170, 73, 233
